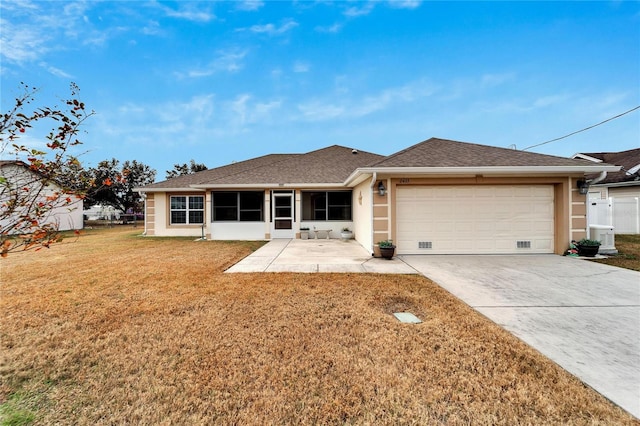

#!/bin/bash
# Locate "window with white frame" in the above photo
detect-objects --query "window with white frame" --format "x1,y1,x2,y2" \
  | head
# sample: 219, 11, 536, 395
170, 195, 204, 224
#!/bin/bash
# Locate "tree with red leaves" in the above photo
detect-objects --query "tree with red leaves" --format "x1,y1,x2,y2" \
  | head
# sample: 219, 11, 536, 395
0, 83, 94, 257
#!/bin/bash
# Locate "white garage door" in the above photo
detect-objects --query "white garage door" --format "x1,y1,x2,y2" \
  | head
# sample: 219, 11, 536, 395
396, 185, 555, 254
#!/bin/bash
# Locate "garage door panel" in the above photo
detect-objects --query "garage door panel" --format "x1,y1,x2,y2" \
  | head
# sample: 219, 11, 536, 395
397, 185, 554, 254
535, 239, 553, 250
454, 221, 474, 232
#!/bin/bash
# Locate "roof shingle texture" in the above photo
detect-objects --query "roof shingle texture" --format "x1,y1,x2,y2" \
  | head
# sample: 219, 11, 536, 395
144, 146, 384, 189
580, 148, 640, 184
371, 138, 599, 168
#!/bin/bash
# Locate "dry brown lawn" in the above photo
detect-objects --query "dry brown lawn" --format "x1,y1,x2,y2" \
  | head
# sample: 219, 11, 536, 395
1, 228, 637, 425
593, 234, 640, 272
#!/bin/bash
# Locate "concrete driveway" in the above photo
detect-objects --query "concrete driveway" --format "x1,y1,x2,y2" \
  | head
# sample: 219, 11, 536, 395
401, 254, 640, 418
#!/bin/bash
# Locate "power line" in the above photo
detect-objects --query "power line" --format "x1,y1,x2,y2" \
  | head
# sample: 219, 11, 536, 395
522, 105, 640, 151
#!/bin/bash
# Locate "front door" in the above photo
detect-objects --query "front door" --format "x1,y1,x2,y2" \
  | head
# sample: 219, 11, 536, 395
271, 192, 295, 238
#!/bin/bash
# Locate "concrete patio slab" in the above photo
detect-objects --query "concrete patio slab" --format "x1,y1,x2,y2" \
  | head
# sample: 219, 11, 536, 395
401, 254, 640, 419
225, 239, 418, 274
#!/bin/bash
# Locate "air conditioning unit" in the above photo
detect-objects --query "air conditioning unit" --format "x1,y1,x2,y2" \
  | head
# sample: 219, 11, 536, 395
589, 225, 617, 255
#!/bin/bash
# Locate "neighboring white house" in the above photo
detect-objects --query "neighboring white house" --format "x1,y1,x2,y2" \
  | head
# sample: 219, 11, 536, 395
83, 204, 123, 220
0, 160, 84, 234
573, 148, 640, 234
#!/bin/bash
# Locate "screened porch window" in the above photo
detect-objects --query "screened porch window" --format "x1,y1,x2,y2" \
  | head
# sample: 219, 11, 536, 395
301, 191, 352, 221
212, 191, 264, 222
170, 195, 204, 224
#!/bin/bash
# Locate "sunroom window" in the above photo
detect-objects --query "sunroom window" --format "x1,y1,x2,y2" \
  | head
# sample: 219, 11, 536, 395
301, 191, 352, 221
212, 191, 264, 222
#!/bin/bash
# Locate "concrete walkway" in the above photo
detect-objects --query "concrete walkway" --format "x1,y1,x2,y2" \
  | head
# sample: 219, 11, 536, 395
401, 254, 640, 418
225, 239, 417, 274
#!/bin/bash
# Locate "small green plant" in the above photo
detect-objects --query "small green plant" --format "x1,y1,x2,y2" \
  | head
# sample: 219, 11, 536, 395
342, 227, 351, 232
300, 227, 310, 231
577, 238, 601, 247
378, 239, 395, 248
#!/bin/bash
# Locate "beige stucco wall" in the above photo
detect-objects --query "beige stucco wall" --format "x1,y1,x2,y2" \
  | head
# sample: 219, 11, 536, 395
370, 175, 585, 255
372, 178, 390, 245
352, 179, 373, 252
145, 193, 155, 235
151, 191, 207, 237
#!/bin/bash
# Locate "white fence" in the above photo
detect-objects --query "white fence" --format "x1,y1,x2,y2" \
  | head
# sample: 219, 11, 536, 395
613, 197, 640, 234
588, 197, 640, 234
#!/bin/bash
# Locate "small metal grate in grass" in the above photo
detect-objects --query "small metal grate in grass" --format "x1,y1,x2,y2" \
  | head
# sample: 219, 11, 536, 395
393, 312, 422, 324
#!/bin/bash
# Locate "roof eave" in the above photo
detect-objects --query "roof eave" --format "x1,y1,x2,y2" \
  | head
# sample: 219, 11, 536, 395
571, 153, 604, 163
353, 165, 621, 175
344, 170, 373, 187
134, 187, 205, 193
190, 182, 347, 189
591, 180, 640, 188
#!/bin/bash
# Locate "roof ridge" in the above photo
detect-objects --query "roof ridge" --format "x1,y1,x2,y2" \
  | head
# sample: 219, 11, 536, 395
365, 137, 440, 167
304, 144, 383, 158
196, 153, 298, 184
582, 147, 640, 156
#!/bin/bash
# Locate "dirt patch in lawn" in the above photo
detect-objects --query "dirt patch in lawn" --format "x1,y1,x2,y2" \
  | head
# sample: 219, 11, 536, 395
1, 228, 637, 425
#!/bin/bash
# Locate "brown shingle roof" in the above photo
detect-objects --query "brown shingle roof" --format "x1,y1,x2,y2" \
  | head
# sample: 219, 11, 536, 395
578, 148, 640, 184
139, 138, 617, 191
142, 146, 384, 190
370, 137, 599, 168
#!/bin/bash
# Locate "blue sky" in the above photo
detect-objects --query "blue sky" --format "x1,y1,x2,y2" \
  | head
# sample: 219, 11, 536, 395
1, 1, 638, 180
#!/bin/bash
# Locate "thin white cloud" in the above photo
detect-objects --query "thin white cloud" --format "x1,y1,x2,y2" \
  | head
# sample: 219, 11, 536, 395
39, 62, 74, 79
0, 0, 126, 67
227, 94, 282, 129
0, 0, 39, 12
387, 0, 422, 9
175, 49, 248, 79
0, 18, 48, 63
159, 3, 215, 23
246, 20, 298, 36
477, 93, 573, 114
297, 79, 436, 122
532, 94, 571, 109
343, 2, 375, 17
293, 61, 310, 73
315, 22, 343, 33
141, 20, 163, 36
298, 102, 346, 121
235, 1, 264, 12
99, 92, 283, 149
481, 72, 516, 88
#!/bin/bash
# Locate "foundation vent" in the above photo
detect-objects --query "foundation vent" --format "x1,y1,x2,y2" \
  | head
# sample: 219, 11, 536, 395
516, 241, 532, 249
418, 241, 433, 249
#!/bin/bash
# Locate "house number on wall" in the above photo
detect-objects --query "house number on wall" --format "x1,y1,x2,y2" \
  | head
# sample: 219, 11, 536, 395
399, 178, 410, 184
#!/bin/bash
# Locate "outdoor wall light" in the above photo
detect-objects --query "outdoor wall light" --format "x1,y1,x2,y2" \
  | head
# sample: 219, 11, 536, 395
577, 179, 590, 195
377, 181, 386, 196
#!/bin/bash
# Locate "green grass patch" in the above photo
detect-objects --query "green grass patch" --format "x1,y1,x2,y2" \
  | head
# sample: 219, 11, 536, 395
0, 393, 36, 426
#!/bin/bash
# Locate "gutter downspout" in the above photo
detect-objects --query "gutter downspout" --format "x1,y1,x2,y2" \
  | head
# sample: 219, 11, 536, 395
140, 192, 147, 236
588, 171, 607, 186
585, 172, 606, 240
370, 172, 377, 255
